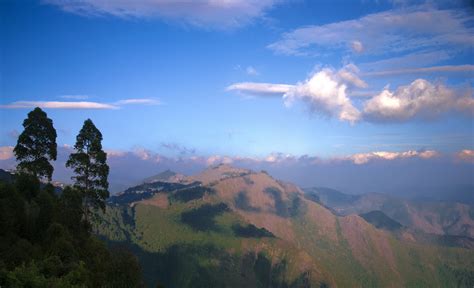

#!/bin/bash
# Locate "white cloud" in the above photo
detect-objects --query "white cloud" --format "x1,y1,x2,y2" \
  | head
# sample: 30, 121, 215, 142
228, 65, 365, 123
114, 98, 161, 105
227, 82, 293, 96
348, 150, 439, 164
228, 65, 474, 123
246, 66, 259, 76
0, 146, 14, 160
0, 98, 161, 110
268, 8, 474, 56
362, 64, 474, 77
0, 101, 119, 109
45, 0, 281, 29
283, 68, 362, 123
363, 79, 474, 121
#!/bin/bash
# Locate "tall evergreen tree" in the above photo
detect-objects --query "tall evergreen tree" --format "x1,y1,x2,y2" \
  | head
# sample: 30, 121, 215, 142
66, 119, 109, 212
14, 107, 57, 181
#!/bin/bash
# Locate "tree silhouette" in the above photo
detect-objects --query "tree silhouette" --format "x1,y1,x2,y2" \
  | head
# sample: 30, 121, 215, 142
14, 107, 57, 181
66, 119, 109, 212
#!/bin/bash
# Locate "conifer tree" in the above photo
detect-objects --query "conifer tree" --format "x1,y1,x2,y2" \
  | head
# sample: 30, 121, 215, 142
66, 119, 109, 212
14, 107, 57, 181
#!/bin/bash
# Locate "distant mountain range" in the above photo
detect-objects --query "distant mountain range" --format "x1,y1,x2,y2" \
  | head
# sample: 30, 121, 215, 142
304, 187, 474, 238
95, 164, 474, 287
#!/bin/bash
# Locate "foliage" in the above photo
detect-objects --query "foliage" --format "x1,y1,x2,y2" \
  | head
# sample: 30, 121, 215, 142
67, 119, 109, 211
0, 175, 144, 287
232, 224, 275, 238
181, 203, 230, 232
1, 109, 143, 287
14, 107, 57, 181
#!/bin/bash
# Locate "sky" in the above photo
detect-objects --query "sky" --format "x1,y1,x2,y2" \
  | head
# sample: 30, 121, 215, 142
1, 0, 473, 194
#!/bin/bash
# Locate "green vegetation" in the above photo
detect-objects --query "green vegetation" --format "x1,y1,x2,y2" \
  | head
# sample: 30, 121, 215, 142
232, 224, 275, 238
180, 203, 230, 232
14, 107, 57, 181
0, 108, 143, 287
359, 210, 403, 231
67, 119, 110, 211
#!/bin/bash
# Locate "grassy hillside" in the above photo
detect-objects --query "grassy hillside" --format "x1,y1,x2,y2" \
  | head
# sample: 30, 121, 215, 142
95, 165, 474, 287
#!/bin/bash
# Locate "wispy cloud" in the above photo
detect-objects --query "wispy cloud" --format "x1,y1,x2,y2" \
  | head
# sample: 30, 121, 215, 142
362, 64, 474, 77
161, 142, 196, 155
246, 66, 259, 76
0, 98, 161, 110
0, 101, 119, 109
455, 149, 474, 163
114, 98, 161, 105
45, 0, 281, 29
60, 94, 90, 100
269, 8, 474, 57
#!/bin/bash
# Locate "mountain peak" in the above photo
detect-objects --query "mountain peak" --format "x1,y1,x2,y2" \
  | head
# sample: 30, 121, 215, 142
142, 169, 187, 184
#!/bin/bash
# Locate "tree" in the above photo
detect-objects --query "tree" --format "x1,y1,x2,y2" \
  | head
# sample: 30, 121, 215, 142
14, 107, 57, 181
66, 119, 109, 212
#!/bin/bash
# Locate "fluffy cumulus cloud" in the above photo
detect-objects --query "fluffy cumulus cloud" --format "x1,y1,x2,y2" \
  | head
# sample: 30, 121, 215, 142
363, 79, 474, 121
0, 98, 160, 110
228, 65, 366, 123
283, 68, 363, 123
268, 8, 474, 56
45, 0, 280, 29
228, 64, 474, 123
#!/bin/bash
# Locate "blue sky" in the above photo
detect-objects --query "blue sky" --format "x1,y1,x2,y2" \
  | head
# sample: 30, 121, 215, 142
1, 0, 473, 162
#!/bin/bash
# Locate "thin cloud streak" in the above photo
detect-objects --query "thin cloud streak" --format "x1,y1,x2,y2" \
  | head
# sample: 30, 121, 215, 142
0, 101, 119, 109
0, 98, 161, 110
114, 98, 161, 105
362, 64, 474, 77
227, 82, 293, 96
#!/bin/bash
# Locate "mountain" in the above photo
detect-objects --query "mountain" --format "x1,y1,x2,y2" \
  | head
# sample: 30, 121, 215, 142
0, 169, 14, 183
305, 187, 474, 238
95, 165, 474, 287
142, 169, 188, 184
359, 211, 403, 231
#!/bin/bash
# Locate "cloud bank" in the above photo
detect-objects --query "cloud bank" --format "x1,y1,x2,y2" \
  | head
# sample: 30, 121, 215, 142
1, 145, 471, 195
45, 0, 281, 29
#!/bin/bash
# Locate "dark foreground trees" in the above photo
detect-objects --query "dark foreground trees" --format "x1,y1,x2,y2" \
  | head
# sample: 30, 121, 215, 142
0, 108, 143, 287
14, 107, 57, 181
67, 119, 110, 212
